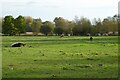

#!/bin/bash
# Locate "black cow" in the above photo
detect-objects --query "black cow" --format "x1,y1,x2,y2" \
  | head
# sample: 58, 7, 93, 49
90, 37, 93, 41
11, 42, 26, 47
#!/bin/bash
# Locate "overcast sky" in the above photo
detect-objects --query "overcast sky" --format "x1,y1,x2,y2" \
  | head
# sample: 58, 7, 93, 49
0, 0, 119, 21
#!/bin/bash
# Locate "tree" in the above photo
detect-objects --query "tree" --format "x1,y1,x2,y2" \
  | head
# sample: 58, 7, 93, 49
0, 18, 2, 33
102, 17, 118, 34
31, 18, 42, 35
64, 21, 74, 35
79, 17, 92, 35
72, 17, 92, 35
72, 26, 81, 36
14, 15, 26, 35
54, 17, 72, 35
93, 18, 103, 34
2, 15, 16, 35
40, 21, 54, 36
25, 16, 33, 25
54, 17, 65, 35
54, 27, 64, 35
25, 16, 33, 32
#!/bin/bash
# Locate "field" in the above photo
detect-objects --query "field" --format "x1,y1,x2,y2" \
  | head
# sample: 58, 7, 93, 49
2, 36, 118, 78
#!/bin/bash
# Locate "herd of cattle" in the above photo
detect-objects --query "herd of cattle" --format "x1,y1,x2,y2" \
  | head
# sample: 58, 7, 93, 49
11, 36, 93, 47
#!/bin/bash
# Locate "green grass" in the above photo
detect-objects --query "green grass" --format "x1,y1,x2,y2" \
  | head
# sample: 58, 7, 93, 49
2, 36, 118, 78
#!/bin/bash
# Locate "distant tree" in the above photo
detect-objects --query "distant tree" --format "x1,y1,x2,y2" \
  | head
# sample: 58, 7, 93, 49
54, 17, 65, 27
54, 27, 64, 35
14, 15, 26, 35
118, 15, 120, 35
79, 17, 92, 35
67, 21, 75, 35
108, 16, 117, 33
73, 16, 80, 24
93, 18, 103, 34
102, 17, 118, 35
25, 25, 32, 32
31, 18, 42, 35
91, 16, 118, 35
0, 18, 2, 33
90, 26, 96, 35
72, 16, 80, 35
72, 26, 81, 36
54, 17, 65, 35
72, 17, 92, 35
2, 15, 17, 35
25, 16, 33, 32
40, 21, 54, 36
54, 17, 73, 35
64, 21, 74, 35
2, 15, 118, 36
25, 16, 33, 25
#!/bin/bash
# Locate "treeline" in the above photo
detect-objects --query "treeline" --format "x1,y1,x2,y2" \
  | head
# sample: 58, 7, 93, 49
0, 15, 118, 36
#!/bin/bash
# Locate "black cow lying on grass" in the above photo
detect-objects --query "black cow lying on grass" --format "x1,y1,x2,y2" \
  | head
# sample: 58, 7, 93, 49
11, 42, 26, 47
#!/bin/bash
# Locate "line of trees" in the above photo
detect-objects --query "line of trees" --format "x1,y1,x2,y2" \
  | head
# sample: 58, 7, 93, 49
0, 15, 118, 36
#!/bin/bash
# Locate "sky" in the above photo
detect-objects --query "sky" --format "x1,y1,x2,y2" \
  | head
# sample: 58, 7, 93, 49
0, 0, 119, 21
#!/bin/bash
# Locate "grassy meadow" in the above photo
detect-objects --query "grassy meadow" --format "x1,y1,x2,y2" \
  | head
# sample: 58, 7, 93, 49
2, 36, 118, 78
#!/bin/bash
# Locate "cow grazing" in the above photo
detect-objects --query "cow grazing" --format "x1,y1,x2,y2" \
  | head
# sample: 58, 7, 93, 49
60, 34, 64, 38
68, 34, 70, 37
90, 37, 93, 41
11, 42, 26, 47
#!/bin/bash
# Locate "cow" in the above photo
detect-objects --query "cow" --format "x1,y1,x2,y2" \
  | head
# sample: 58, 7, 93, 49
90, 37, 93, 41
60, 34, 64, 38
11, 42, 26, 47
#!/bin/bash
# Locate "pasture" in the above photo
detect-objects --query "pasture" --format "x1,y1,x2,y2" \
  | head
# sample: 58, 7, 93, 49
2, 36, 118, 78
